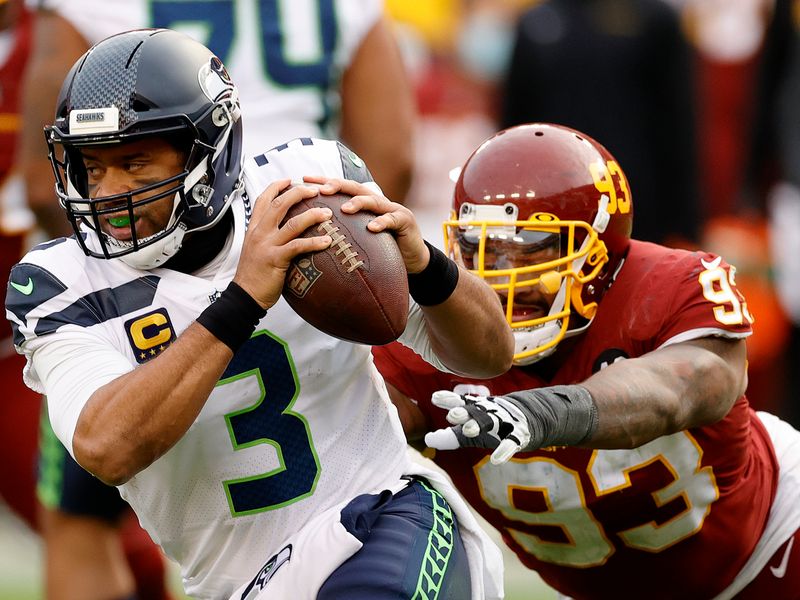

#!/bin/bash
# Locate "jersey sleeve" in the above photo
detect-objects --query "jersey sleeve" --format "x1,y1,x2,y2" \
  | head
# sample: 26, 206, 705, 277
33, 330, 134, 456
655, 250, 753, 348
6, 250, 142, 453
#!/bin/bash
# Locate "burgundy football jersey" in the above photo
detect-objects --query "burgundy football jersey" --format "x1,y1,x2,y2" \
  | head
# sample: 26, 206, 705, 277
373, 240, 776, 599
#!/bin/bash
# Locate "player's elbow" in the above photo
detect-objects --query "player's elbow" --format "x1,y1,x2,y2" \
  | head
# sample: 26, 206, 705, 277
666, 347, 744, 430
72, 434, 134, 486
72, 417, 154, 486
485, 329, 515, 376
448, 329, 514, 378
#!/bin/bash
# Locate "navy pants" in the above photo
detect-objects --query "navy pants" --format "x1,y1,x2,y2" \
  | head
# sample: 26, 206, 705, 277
38, 408, 128, 521
318, 478, 472, 599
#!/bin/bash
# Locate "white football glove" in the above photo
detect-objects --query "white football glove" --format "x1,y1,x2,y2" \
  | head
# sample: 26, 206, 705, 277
424, 390, 532, 465
424, 385, 599, 465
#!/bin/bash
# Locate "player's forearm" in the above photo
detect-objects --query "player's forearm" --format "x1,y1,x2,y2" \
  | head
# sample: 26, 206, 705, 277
421, 269, 514, 378
580, 338, 747, 449
72, 323, 232, 485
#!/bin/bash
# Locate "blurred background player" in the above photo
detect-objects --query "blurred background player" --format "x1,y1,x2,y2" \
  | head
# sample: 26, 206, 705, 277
374, 123, 800, 599
7, 1, 415, 599
0, 0, 40, 533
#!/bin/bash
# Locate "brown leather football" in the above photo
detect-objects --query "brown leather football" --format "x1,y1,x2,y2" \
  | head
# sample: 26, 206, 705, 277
280, 191, 409, 345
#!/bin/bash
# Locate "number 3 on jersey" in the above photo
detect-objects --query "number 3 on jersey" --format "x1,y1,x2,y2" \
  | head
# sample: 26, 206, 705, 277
217, 331, 320, 516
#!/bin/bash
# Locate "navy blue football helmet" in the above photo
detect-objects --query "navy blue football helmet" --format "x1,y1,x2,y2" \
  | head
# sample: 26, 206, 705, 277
46, 28, 243, 268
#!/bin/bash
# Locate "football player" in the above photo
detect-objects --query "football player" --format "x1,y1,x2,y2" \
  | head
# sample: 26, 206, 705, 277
373, 123, 800, 599
6, 29, 513, 599
16, 1, 414, 598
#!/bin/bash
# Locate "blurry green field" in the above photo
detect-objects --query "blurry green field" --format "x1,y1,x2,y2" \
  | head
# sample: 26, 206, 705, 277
0, 502, 556, 600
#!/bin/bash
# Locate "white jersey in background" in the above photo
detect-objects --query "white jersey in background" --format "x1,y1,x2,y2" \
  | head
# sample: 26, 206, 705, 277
7, 139, 503, 599
29, 0, 382, 156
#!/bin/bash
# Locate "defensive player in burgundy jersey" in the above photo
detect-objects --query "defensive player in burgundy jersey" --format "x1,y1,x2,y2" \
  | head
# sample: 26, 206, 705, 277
373, 123, 800, 599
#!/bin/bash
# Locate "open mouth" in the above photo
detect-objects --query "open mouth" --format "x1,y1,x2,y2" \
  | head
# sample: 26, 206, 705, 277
505, 301, 550, 322
103, 213, 140, 240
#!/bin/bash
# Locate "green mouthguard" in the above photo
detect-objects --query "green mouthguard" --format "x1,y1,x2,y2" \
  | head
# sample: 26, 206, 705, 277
109, 216, 132, 227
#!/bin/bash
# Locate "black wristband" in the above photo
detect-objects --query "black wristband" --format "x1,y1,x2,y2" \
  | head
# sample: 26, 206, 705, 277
196, 282, 267, 352
407, 241, 460, 306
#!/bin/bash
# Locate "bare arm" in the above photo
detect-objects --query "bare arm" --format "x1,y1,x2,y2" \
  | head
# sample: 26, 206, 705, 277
20, 10, 88, 238
72, 183, 333, 485
426, 336, 749, 462
416, 267, 513, 377
339, 17, 414, 204
581, 336, 748, 448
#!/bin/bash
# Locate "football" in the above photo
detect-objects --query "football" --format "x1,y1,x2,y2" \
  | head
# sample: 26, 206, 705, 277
280, 191, 409, 345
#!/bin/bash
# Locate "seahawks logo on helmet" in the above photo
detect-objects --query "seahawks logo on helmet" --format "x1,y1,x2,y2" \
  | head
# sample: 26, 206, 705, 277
199, 56, 236, 104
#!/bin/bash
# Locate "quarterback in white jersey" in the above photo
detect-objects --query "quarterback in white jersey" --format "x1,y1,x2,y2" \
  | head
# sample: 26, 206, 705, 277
6, 30, 510, 599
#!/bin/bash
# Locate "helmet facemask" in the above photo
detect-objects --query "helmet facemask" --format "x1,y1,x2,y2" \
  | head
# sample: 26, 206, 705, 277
445, 199, 610, 365
48, 119, 237, 269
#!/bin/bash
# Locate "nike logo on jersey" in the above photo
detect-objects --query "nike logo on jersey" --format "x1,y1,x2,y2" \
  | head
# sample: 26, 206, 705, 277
770, 536, 794, 579
10, 277, 34, 295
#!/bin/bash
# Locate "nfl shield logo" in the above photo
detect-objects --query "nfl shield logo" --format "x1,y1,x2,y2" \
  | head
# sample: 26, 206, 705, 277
286, 257, 321, 298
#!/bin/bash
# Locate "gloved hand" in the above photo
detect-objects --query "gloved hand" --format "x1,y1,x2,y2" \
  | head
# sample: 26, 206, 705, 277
423, 391, 533, 465
424, 385, 598, 465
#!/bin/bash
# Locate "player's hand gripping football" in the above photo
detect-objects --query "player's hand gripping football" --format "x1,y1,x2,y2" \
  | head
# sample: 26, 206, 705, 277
424, 385, 598, 465
234, 179, 334, 310
303, 176, 431, 274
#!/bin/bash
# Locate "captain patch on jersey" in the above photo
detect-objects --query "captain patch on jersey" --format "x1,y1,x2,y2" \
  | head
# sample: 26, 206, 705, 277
125, 308, 175, 364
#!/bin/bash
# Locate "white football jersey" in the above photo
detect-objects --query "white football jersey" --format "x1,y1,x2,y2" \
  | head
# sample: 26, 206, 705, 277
7, 138, 431, 598
30, 0, 382, 157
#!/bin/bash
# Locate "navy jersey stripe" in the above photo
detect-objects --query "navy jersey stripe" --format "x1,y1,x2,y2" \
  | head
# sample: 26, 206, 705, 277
30, 237, 71, 252
33, 275, 161, 336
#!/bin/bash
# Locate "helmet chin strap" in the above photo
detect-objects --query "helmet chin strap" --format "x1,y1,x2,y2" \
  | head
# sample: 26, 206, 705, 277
511, 195, 612, 366
116, 224, 187, 269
